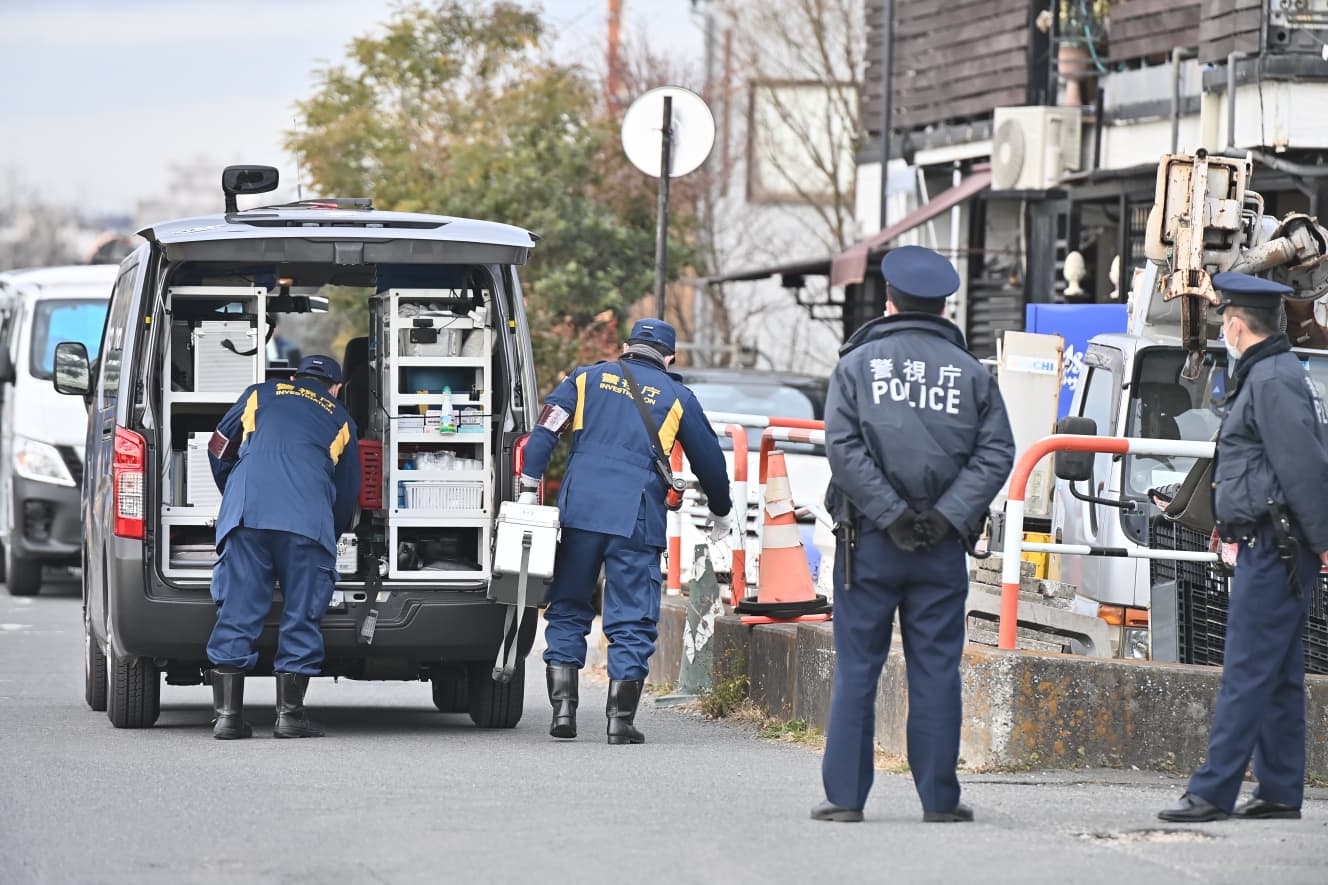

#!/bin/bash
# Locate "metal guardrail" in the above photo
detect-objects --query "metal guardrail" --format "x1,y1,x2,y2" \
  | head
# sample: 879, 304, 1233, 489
998, 434, 1218, 649
665, 413, 822, 598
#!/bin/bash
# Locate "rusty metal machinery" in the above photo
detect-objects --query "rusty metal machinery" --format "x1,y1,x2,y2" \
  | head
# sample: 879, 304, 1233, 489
1144, 149, 1328, 375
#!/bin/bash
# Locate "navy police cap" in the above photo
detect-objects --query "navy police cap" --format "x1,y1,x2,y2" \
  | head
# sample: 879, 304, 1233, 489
627, 318, 677, 354
1212, 271, 1293, 311
880, 245, 960, 300
296, 354, 342, 384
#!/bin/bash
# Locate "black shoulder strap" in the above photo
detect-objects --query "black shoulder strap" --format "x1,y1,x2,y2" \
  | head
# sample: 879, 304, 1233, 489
617, 360, 683, 492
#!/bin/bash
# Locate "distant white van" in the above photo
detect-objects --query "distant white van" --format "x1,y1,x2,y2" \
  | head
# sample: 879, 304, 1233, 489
0, 265, 115, 595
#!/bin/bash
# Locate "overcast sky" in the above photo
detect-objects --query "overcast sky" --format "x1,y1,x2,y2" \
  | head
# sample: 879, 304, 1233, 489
0, 0, 702, 216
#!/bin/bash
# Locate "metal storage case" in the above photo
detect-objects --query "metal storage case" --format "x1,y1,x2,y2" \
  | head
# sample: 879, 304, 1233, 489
185, 432, 222, 510
489, 502, 560, 607
191, 320, 260, 391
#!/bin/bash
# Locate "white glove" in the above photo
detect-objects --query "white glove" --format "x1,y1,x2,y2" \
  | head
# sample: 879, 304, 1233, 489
707, 510, 733, 543
517, 492, 538, 505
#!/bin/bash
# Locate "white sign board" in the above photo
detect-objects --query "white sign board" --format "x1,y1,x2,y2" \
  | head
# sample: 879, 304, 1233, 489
998, 331, 1064, 519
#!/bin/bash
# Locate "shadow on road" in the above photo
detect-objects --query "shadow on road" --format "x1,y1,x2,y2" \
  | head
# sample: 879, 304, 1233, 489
150, 701, 499, 736
4, 573, 82, 599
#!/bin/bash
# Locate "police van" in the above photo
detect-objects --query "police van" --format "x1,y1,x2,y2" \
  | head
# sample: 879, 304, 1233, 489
54, 167, 542, 729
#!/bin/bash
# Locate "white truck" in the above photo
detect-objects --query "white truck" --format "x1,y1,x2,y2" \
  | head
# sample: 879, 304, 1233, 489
1051, 150, 1328, 660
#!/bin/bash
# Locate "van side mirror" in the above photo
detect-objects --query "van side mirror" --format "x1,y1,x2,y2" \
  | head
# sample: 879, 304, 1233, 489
1053, 415, 1097, 482
52, 341, 91, 396
0, 349, 13, 385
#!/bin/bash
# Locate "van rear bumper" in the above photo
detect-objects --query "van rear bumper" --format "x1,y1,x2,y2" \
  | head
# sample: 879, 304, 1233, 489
108, 556, 512, 664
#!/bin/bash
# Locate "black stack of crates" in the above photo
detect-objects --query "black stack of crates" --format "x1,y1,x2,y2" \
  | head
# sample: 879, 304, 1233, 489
1151, 518, 1328, 674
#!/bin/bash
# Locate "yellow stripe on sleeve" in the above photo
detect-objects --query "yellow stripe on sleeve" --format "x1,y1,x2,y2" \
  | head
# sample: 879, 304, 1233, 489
240, 389, 260, 442
658, 398, 684, 452
573, 372, 587, 431
329, 422, 350, 465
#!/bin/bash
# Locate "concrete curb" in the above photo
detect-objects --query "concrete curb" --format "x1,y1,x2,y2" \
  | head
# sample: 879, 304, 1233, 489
648, 596, 1328, 779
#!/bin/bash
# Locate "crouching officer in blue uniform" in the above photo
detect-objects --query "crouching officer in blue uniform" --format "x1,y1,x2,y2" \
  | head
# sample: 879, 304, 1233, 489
205, 355, 361, 740
1160, 273, 1328, 822
519, 319, 732, 744
813, 246, 1015, 823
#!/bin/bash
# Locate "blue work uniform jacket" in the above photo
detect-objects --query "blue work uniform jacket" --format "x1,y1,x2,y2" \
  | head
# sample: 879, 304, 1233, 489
824, 313, 1015, 535
208, 377, 361, 556
1212, 334, 1328, 550
521, 356, 732, 548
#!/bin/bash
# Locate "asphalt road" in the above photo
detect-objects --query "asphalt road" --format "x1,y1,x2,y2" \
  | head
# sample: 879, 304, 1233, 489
3, 579, 1327, 885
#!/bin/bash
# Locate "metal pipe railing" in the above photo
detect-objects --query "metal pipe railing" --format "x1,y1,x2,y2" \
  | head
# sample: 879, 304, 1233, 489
999, 434, 1218, 649
664, 423, 751, 599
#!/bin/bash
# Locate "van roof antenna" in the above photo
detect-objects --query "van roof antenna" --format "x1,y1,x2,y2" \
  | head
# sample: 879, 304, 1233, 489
293, 117, 304, 201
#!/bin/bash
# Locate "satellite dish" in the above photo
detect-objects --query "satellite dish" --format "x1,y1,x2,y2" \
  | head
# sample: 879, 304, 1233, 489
621, 86, 715, 179
991, 118, 1026, 191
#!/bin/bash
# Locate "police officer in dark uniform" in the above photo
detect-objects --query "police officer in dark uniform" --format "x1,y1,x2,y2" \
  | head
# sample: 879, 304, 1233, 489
812, 245, 1015, 823
519, 319, 732, 744
206, 355, 361, 740
1159, 272, 1328, 822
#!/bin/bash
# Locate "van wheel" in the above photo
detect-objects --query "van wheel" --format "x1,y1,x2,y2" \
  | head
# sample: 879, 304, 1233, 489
4, 544, 42, 596
84, 608, 107, 711
466, 661, 524, 728
106, 648, 160, 728
431, 670, 469, 713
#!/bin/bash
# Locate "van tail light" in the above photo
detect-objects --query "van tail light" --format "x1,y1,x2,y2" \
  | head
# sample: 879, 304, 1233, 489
513, 433, 542, 504
113, 426, 146, 540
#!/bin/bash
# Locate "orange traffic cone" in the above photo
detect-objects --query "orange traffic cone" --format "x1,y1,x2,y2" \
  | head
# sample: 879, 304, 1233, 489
734, 449, 832, 625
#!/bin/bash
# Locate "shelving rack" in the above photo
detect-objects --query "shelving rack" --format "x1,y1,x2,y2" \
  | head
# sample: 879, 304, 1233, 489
381, 288, 495, 581
158, 286, 268, 579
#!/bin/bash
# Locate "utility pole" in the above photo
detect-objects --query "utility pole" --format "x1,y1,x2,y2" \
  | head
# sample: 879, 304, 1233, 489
692, 0, 717, 366
608, 0, 624, 109
879, 0, 894, 230
653, 94, 674, 320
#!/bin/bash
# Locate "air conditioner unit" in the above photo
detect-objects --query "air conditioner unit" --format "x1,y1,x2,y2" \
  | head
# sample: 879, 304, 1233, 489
991, 106, 1083, 191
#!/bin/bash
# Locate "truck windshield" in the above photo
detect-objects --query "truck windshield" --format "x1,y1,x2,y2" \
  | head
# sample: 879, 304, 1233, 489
30, 299, 108, 379
1124, 347, 1328, 500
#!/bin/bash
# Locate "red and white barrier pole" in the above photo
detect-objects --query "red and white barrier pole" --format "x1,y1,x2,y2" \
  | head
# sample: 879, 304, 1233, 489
666, 443, 685, 596
758, 425, 825, 486
999, 434, 1217, 650
723, 423, 749, 601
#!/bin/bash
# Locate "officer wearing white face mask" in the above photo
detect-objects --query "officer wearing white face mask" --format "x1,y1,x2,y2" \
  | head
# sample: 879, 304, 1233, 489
1160, 272, 1328, 823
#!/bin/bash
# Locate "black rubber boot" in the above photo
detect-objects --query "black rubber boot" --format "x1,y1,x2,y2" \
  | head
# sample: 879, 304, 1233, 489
210, 666, 253, 740
547, 665, 579, 739
273, 672, 325, 738
606, 679, 645, 745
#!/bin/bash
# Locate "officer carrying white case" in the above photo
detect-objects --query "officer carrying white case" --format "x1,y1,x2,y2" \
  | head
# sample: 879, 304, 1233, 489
489, 500, 560, 681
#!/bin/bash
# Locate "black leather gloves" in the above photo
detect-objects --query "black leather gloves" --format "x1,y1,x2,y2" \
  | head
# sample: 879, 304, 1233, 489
886, 509, 956, 552
887, 510, 925, 551
914, 509, 954, 549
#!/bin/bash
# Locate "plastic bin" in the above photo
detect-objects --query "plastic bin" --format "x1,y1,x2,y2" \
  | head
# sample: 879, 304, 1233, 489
399, 480, 485, 511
